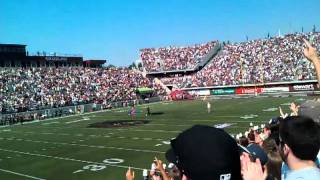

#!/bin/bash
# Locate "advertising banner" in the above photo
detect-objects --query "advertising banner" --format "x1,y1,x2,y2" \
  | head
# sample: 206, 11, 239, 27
290, 84, 316, 92
235, 87, 262, 94
262, 87, 290, 93
187, 90, 210, 96
211, 89, 235, 95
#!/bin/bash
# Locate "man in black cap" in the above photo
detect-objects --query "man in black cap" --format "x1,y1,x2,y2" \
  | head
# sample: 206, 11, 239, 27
166, 125, 242, 180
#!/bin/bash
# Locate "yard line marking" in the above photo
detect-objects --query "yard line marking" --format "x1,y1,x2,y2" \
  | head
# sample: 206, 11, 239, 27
2, 130, 166, 142
0, 148, 147, 171
73, 170, 84, 174
42, 122, 60, 125
144, 124, 192, 127
65, 118, 91, 124
42, 132, 54, 135
191, 120, 263, 123
115, 129, 181, 133
0, 137, 165, 154
0, 168, 46, 180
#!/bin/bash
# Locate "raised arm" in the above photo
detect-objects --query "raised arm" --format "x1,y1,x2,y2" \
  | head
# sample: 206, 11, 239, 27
303, 39, 320, 85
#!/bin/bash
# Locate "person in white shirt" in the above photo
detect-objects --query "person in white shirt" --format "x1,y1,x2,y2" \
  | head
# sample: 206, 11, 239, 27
207, 101, 211, 113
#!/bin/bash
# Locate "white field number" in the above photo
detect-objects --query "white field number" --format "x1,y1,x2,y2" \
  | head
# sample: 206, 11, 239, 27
83, 164, 106, 171
73, 158, 124, 173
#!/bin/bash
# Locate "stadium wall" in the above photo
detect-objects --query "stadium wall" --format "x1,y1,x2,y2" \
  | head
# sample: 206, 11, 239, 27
183, 80, 319, 96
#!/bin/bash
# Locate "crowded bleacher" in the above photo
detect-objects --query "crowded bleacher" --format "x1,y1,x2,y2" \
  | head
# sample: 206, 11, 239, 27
157, 32, 320, 88
0, 67, 166, 114
124, 37, 320, 180
140, 41, 217, 72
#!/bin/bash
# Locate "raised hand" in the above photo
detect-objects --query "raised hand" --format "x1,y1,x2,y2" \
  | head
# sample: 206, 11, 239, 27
154, 157, 165, 171
290, 103, 300, 116
303, 38, 319, 62
241, 153, 267, 180
154, 157, 170, 180
126, 167, 135, 180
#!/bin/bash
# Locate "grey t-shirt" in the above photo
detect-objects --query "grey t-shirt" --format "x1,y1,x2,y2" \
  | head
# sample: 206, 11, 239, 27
286, 167, 320, 180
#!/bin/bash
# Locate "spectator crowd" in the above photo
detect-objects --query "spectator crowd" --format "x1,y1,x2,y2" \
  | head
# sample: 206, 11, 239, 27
0, 67, 166, 114
159, 32, 320, 88
126, 102, 320, 180
140, 41, 217, 72
126, 107, 320, 180
125, 38, 320, 180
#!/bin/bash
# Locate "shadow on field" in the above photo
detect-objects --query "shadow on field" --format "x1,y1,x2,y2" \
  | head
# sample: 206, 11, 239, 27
150, 112, 164, 115
88, 120, 150, 128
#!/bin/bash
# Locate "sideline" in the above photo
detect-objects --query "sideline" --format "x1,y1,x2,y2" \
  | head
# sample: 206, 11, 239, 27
1, 101, 164, 127
0, 148, 147, 171
0, 137, 166, 154
0, 168, 46, 180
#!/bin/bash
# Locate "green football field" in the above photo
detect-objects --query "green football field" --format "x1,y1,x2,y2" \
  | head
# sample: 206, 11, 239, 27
0, 96, 314, 180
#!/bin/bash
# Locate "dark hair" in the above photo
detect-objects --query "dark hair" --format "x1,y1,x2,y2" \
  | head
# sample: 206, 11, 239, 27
248, 131, 255, 142
239, 136, 249, 147
262, 138, 282, 180
268, 123, 280, 146
279, 116, 320, 161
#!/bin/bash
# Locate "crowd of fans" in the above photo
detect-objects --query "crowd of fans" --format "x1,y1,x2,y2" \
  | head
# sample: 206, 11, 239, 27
125, 102, 320, 180
140, 41, 217, 72
126, 108, 320, 180
0, 67, 167, 114
125, 38, 320, 180
159, 32, 320, 88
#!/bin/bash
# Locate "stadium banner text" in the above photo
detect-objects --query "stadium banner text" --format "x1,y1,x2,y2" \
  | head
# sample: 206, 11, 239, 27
211, 89, 235, 95
289, 84, 319, 92
187, 90, 210, 96
261, 87, 290, 93
235, 87, 263, 94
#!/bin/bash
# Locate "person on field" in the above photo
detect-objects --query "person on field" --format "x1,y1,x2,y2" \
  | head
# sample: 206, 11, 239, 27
129, 105, 136, 120
207, 101, 211, 114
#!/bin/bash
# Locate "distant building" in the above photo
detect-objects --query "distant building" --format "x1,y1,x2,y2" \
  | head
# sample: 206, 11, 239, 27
83, 60, 107, 68
0, 43, 106, 67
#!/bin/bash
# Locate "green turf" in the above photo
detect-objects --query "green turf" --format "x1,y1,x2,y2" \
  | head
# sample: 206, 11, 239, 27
0, 96, 315, 180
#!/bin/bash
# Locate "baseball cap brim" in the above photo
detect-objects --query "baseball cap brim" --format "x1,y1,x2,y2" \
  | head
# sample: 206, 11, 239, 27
165, 148, 177, 164
238, 144, 251, 154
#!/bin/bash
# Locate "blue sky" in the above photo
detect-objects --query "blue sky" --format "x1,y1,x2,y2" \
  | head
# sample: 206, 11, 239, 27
1, 0, 319, 66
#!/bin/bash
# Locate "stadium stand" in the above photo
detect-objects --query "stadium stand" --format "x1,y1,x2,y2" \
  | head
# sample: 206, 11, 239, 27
0, 67, 167, 114
140, 41, 218, 72
156, 32, 320, 88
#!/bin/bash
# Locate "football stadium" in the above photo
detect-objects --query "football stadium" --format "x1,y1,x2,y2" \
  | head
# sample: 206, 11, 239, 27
1, 1, 320, 180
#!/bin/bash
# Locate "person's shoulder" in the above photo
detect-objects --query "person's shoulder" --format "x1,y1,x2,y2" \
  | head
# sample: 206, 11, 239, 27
286, 167, 320, 180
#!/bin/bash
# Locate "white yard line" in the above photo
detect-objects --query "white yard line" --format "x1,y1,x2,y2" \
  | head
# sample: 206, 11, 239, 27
115, 129, 181, 133
144, 123, 192, 127
42, 122, 60, 125
65, 118, 91, 124
191, 120, 263, 123
0, 168, 46, 180
0, 137, 165, 154
0, 148, 147, 171
3, 130, 165, 141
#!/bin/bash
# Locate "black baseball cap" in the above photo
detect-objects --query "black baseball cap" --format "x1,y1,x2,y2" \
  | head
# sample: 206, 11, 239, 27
165, 125, 241, 180
245, 144, 268, 165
